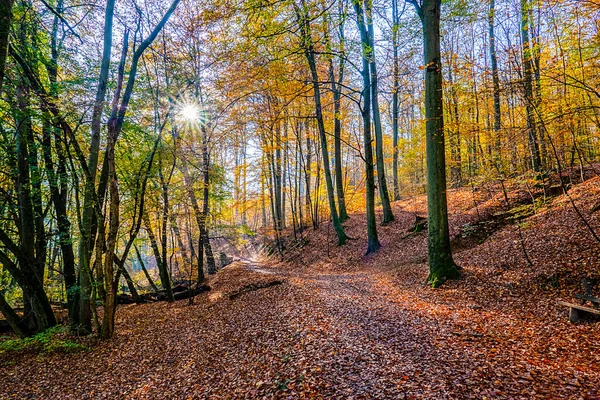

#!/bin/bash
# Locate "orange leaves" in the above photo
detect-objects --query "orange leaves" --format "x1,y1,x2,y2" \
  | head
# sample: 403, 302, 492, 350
3, 172, 600, 398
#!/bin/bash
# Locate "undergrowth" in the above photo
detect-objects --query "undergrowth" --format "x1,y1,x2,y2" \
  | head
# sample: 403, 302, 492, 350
0, 326, 87, 356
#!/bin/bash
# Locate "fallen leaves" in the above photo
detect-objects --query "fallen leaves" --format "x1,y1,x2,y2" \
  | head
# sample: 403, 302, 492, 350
1, 174, 600, 398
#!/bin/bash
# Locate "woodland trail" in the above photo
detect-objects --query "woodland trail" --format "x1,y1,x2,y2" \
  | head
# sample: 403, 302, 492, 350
1, 259, 599, 399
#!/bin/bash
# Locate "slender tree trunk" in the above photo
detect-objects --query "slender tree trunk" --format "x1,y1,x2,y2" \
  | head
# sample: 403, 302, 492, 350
392, 0, 401, 201
42, 12, 77, 326
296, 130, 305, 230
325, 7, 349, 222
353, 0, 380, 253
114, 256, 140, 302
100, 121, 120, 339
77, 0, 117, 334
296, 2, 348, 246
201, 122, 217, 274
282, 121, 287, 230
364, 0, 394, 223
169, 213, 193, 272
489, 0, 502, 156
520, 0, 542, 172
303, 125, 316, 228
261, 169, 267, 227
175, 143, 210, 280
0, 0, 14, 94
447, 50, 462, 187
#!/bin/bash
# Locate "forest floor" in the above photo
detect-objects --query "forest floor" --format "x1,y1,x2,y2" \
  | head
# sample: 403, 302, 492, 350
2, 173, 600, 399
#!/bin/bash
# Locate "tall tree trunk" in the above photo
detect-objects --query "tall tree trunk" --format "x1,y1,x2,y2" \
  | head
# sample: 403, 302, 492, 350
489, 0, 502, 156
261, 169, 267, 227
353, 0, 380, 253
295, 130, 304, 230
42, 7, 77, 327
175, 141, 210, 281
201, 122, 217, 274
77, 0, 117, 334
15, 83, 55, 332
0, 0, 14, 94
392, 0, 401, 201
325, 6, 349, 222
415, 0, 459, 287
364, 0, 394, 223
520, 0, 542, 172
281, 120, 287, 230
296, 2, 348, 246
100, 120, 120, 339
447, 48, 462, 187
303, 125, 316, 228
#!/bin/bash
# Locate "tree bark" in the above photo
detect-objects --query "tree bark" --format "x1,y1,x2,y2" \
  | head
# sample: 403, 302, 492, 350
415, 0, 459, 286
325, 6, 349, 222
520, 0, 542, 172
201, 122, 217, 274
392, 0, 401, 201
143, 213, 174, 301
296, 2, 348, 246
364, 0, 394, 223
489, 0, 502, 155
353, 0, 381, 253
77, 0, 117, 334
0, 0, 14, 94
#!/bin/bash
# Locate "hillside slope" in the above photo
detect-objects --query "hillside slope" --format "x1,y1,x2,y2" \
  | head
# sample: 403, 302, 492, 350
1, 174, 599, 399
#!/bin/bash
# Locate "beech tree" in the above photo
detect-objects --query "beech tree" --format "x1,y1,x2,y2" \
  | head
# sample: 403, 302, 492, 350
408, 0, 460, 286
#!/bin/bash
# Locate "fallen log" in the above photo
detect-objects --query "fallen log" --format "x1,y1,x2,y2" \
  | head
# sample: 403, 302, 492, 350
173, 285, 211, 301
116, 285, 210, 304
117, 294, 136, 305
228, 280, 283, 300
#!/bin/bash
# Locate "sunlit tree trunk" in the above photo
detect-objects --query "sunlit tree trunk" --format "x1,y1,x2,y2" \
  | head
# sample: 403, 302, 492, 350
201, 121, 217, 274
446, 41, 462, 187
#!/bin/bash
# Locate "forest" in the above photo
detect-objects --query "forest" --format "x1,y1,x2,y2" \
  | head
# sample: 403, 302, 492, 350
0, 0, 599, 397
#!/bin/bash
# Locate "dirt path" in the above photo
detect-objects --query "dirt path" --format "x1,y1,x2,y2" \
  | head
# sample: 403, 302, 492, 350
1, 259, 599, 399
